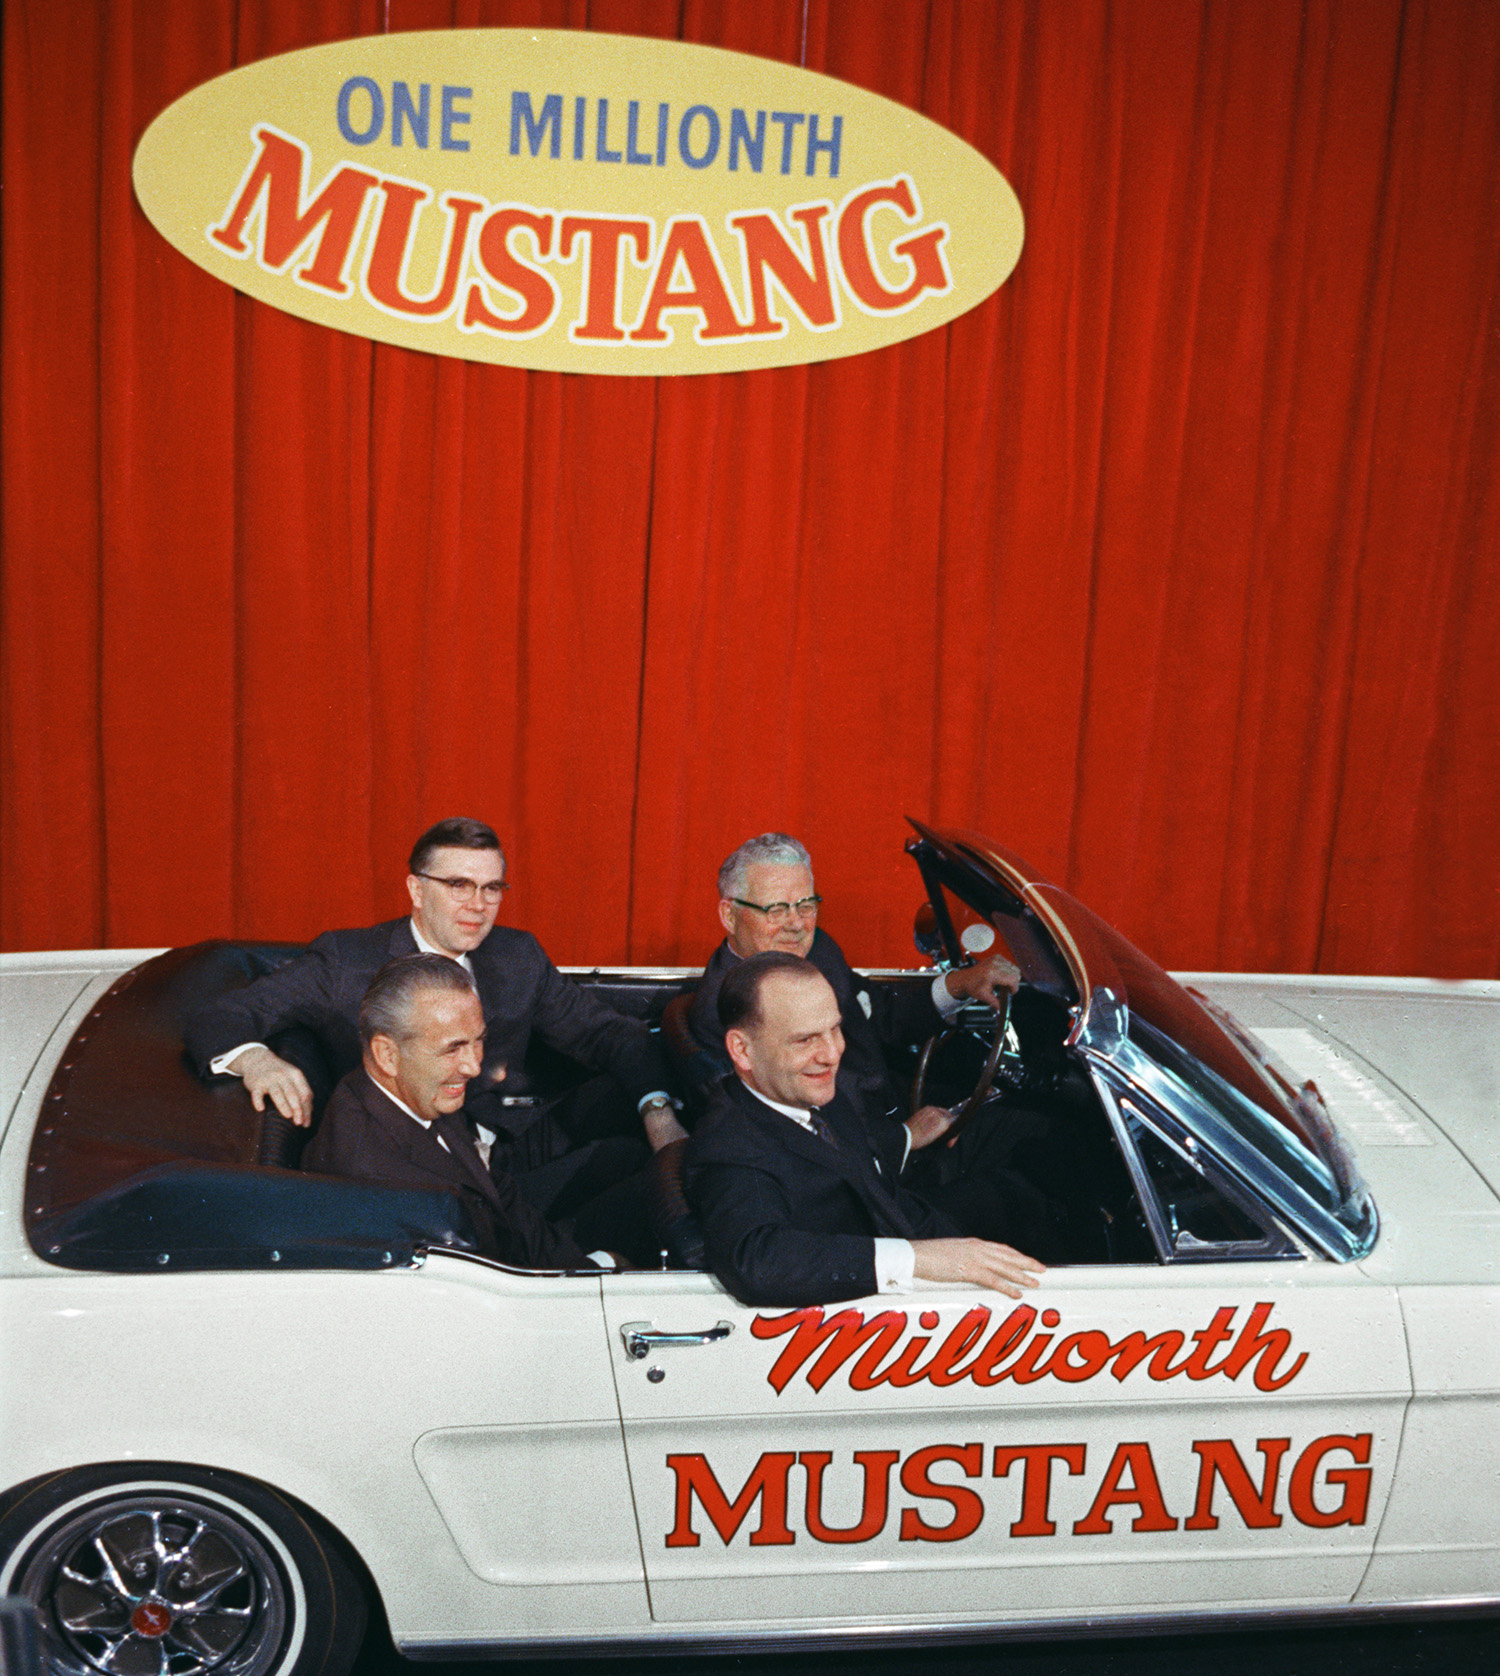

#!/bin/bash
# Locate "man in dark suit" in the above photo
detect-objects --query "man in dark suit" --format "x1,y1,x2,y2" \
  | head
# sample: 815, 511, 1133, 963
187, 817, 684, 1215
685, 832, 1018, 1121
684, 952, 1046, 1308
303, 954, 601, 1269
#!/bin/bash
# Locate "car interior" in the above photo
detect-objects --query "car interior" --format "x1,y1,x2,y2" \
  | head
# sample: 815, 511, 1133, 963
24, 905, 1207, 1278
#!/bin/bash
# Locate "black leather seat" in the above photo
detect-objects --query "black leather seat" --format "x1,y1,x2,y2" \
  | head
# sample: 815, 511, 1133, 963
645, 1137, 706, 1271
657, 991, 728, 1124
28, 941, 482, 1272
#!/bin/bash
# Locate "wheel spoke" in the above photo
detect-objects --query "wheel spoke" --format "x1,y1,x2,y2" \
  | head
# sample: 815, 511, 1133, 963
54, 1573, 131, 1633
92, 1513, 159, 1597
165, 1527, 251, 1613
99, 1634, 169, 1676
170, 1610, 248, 1661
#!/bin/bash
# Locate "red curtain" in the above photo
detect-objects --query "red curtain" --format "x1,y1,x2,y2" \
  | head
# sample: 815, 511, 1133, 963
4, 0, 1498, 977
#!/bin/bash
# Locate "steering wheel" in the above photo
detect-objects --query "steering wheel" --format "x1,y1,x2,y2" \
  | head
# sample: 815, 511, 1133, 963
910, 991, 1015, 1135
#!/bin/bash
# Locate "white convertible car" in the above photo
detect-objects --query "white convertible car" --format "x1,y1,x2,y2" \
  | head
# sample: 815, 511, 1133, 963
2, 825, 1497, 1676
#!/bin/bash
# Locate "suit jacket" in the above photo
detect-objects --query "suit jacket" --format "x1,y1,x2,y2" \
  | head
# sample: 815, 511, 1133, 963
683, 1074, 958, 1308
302, 1070, 590, 1270
186, 918, 670, 1131
686, 928, 942, 1119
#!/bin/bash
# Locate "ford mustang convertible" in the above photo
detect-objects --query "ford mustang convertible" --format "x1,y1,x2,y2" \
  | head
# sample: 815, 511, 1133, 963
1, 824, 1497, 1676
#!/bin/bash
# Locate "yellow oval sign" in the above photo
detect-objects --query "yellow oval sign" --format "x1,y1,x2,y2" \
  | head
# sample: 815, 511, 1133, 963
133, 29, 1023, 375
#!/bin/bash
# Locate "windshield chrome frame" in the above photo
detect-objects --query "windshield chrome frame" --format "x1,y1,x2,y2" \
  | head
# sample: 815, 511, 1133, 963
907, 824, 1380, 1265
1081, 992, 1304, 1265
1075, 992, 1374, 1263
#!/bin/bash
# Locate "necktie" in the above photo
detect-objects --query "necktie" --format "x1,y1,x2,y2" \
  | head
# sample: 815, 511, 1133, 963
808, 1112, 840, 1150
811, 1101, 915, 1237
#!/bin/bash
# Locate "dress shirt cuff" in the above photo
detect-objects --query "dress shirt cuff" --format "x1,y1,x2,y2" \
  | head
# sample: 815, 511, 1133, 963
208, 1043, 264, 1076
874, 1238, 916, 1293
588, 1251, 617, 1269
637, 1091, 675, 1112
931, 974, 965, 1020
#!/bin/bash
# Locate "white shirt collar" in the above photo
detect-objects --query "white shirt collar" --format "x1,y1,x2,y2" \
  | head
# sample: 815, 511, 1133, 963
410, 918, 474, 975
364, 1070, 495, 1151
739, 1077, 817, 1133
365, 1070, 430, 1128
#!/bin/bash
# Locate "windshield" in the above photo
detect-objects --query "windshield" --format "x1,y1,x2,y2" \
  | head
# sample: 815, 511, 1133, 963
910, 828, 1378, 1262
1110, 1011, 1376, 1260
1064, 894, 1304, 1128
1128, 1014, 1336, 1204
912, 849, 1077, 1007
1067, 902, 1377, 1259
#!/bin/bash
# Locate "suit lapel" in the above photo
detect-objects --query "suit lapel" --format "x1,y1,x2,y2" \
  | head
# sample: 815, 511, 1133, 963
386, 920, 419, 960
738, 1084, 840, 1174
728, 1079, 918, 1240
820, 1092, 920, 1238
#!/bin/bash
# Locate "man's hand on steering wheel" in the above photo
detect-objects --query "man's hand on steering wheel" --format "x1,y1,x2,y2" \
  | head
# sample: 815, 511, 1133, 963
943, 950, 1022, 1010
905, 1104, 959, 1151
912, 950, 1023, 1132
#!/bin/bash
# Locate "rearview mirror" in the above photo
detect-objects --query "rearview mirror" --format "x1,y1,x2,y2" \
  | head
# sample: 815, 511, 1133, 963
913, 902, 945, 962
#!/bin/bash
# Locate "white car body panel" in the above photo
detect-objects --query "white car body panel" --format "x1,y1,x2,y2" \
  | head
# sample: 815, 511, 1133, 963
602, 1268, 1407, 1625
1, 1260, 650, 1642
1189, 974, 1500, 1607
1, 946, 1496, 1657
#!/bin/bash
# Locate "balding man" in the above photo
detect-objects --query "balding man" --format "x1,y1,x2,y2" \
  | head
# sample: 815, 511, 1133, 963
686, 833, 1017, 1122
304, 955, 609, 1269
684, 952, 1046, 1309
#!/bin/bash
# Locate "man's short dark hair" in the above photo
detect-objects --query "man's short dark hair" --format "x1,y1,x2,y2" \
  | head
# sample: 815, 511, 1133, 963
408, 818, 503, 876
360, 955, 477, 1049
718, 951, 823, 1035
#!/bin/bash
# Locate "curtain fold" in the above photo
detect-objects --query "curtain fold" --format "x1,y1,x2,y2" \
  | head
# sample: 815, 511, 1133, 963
3, 0, 1497, 977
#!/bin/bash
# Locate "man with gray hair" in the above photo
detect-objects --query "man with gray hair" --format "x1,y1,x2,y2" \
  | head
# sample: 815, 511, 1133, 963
686, 832, 1019, 1122
303, 955, 614, 1269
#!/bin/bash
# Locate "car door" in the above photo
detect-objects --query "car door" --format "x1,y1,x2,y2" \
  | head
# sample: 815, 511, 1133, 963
602, 1263, 1408, 1631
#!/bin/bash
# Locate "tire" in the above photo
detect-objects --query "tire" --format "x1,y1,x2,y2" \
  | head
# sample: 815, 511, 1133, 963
0, 1464, 367, 1676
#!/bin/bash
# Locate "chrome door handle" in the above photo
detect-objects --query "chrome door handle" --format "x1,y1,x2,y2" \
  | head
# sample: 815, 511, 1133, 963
620, 1320, 734, 1361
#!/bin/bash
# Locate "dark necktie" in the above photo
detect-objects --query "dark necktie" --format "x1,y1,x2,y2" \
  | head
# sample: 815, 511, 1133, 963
811, 1100, 915, 1236
429, 1111, 500, 1207
807, 1112, 840, 1150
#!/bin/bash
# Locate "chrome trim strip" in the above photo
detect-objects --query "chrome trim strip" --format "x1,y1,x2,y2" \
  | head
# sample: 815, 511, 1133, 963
395, 1594, 1500, 1661
1087, 1062, 1173, 1262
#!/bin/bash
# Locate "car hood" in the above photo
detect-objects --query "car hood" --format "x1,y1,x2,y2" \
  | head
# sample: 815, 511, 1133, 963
1185, 973, 1500, 1203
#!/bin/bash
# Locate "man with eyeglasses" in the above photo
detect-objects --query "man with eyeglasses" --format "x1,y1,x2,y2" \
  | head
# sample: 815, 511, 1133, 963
187, 817, 683, 1237
685, 832, 1018, 1122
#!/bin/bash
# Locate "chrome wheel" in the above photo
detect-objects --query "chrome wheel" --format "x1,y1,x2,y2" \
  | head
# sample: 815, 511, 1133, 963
1, 1468, 365, 1676
17, 1494, 287, 1676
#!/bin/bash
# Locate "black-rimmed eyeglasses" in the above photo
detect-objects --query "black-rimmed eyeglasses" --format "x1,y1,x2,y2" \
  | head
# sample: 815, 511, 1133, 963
732, 895, 822, 926
415, 873, 508, 903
